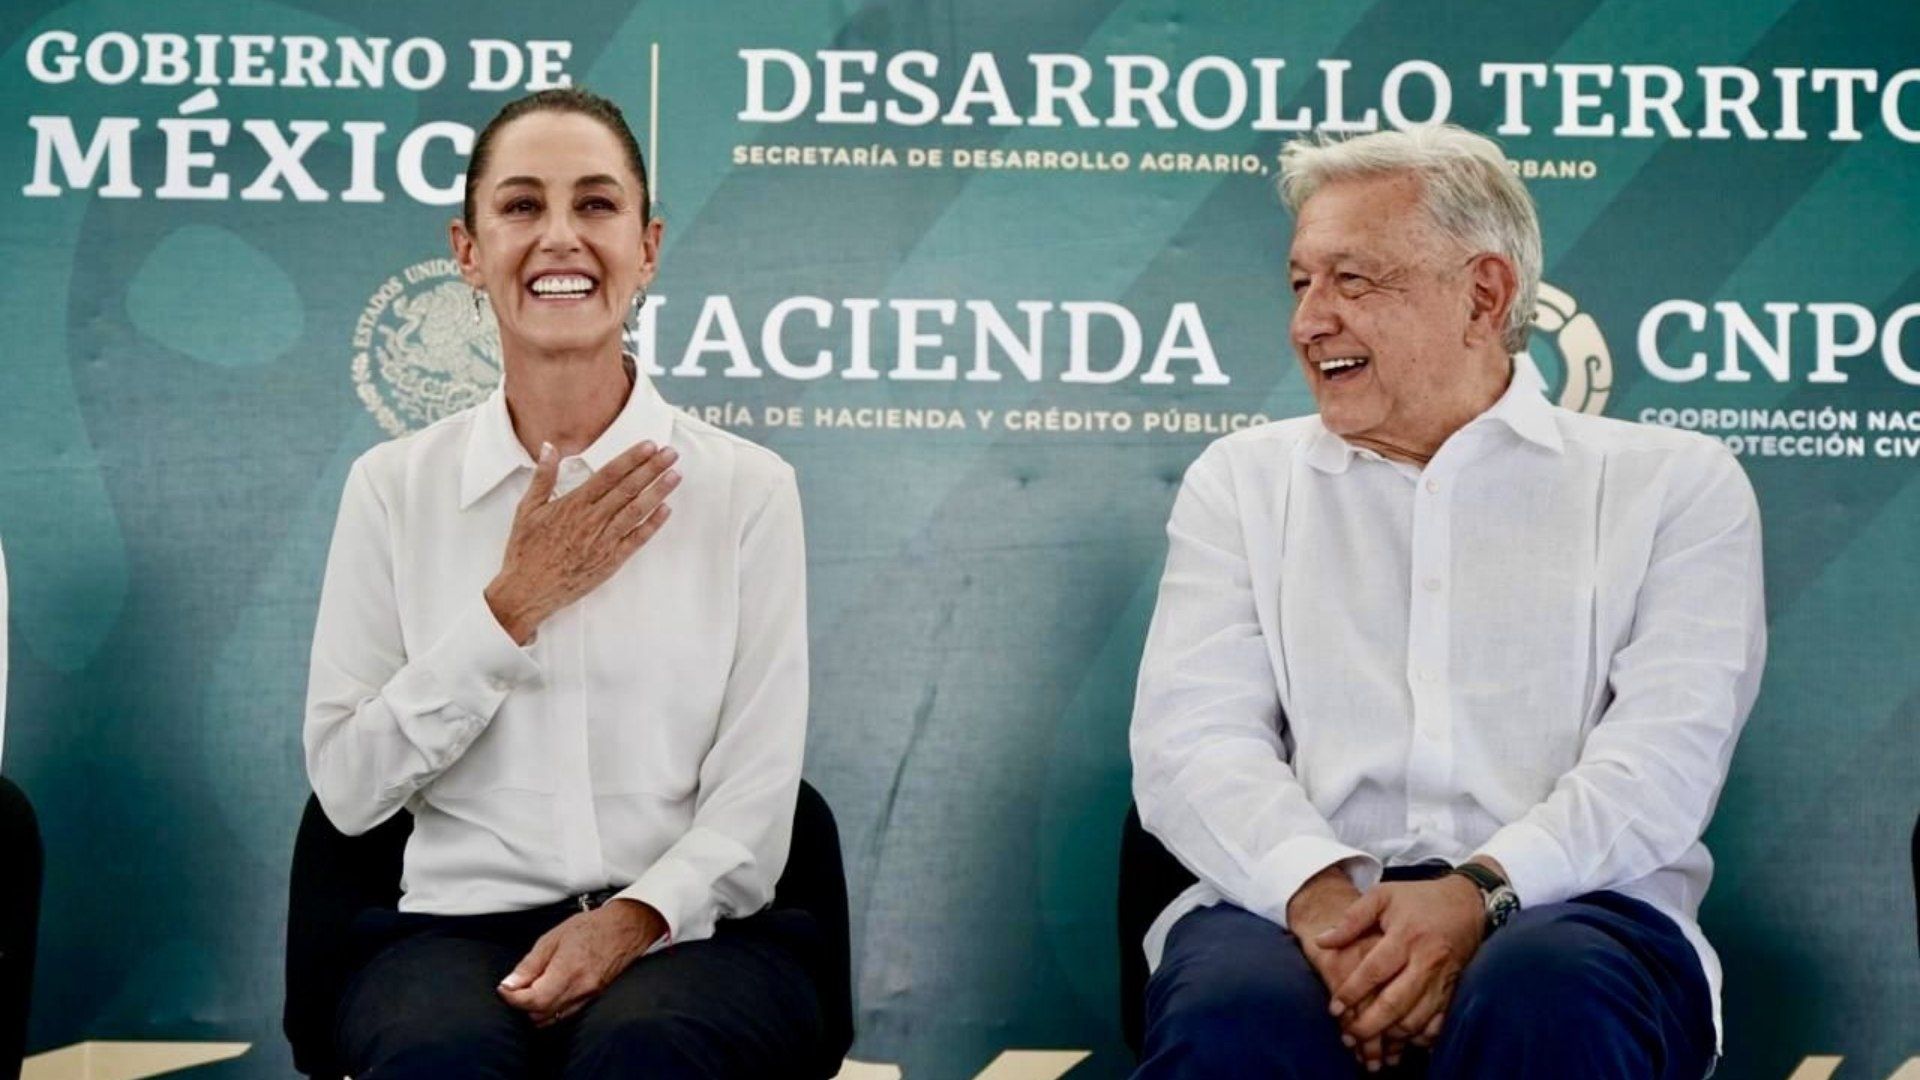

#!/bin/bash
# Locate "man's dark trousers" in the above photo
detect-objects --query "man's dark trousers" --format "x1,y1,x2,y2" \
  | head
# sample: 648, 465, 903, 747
1134, 886, 1716, 1080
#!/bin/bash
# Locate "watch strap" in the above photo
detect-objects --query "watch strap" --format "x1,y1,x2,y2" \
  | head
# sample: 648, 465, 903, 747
1448, 862, 1507, 895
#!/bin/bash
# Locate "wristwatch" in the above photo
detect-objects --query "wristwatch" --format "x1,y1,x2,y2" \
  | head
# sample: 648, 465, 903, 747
1449, 862, 1520, 934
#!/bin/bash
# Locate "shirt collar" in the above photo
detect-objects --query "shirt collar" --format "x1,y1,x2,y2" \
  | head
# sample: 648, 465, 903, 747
1303, 422, 1357, 474
1475, 352, 1565, 454
1303, 353, 1563, 475
459, 360, 679, 509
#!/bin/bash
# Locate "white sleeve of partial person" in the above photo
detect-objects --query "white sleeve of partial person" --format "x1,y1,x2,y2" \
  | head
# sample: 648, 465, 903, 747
303, 457, 542, 835
1478, 443, 1766, 908
1130, 448, 1380, 933
618, 463, 809, 946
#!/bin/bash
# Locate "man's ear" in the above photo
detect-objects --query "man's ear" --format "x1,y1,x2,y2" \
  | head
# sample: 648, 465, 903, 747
1464, 253, 1519, 348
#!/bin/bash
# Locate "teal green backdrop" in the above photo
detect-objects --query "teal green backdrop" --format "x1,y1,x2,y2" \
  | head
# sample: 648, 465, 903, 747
1, 1, 1915, 1076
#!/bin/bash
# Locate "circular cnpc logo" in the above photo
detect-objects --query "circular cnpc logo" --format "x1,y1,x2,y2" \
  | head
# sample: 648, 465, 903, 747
350, 258, 502, 437
1530, 282, 1612, 417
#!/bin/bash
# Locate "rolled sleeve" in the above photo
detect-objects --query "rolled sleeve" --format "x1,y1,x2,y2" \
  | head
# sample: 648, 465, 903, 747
385, 592, 542, 750
1475, 818, 1581, 909
615, 827, 757, 947
1252, 839, 1383, 927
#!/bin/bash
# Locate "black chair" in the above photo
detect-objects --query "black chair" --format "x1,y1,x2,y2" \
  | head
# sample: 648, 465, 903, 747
284, 782, 853, 1079
283, 793, 412, 1079
1116, 801, 1197, 1058
0, 777, 42, 1080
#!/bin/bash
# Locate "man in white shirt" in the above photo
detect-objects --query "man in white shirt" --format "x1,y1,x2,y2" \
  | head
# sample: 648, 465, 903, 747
1130, 125, 1763, 1079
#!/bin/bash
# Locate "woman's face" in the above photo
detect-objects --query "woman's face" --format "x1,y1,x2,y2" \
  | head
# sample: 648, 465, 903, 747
451, 110, 662, 359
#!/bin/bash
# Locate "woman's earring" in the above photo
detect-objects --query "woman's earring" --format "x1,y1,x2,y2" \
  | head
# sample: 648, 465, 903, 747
472, 289, 486, 326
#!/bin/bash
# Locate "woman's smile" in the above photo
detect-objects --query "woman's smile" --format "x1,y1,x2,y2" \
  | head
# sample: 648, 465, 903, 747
526, 272, 598, 301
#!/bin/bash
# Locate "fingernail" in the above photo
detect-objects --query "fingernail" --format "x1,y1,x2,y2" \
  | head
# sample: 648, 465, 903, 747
539, 442, 554, 462
664, 470, 681, 484
499, 974, 525, 990
1328, 1001, 1345, 1017
661, 446, 678, 462
1341, 1034, 1356, 1048
1366, 1061, 1381, 1074
1388, 1055, 1402, 1066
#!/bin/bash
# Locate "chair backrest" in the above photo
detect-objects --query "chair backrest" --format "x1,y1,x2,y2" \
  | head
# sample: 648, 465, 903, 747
1115, 802, 1197, 1058
284, 782, 853, 1079
283, 797, 411, 1079
0, 778, 41, 1080
775, 782, 854, 1076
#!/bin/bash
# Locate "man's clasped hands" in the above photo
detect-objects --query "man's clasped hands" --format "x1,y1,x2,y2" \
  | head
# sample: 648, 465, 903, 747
1286, 861, 1502, 1073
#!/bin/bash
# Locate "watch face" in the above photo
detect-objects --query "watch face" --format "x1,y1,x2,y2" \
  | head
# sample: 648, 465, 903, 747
1488, 886, 1521, 929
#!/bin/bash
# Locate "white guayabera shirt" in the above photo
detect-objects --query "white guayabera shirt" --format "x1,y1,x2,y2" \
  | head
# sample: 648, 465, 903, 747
306, 369, 808, 948
1131, 358, 1765, 1042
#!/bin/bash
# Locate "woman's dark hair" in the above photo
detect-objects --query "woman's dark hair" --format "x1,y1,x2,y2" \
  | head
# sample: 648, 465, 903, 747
463, 86, 652, 229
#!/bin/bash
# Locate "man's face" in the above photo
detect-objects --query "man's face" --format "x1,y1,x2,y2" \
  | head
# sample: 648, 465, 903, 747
1287, 173, 1482, 454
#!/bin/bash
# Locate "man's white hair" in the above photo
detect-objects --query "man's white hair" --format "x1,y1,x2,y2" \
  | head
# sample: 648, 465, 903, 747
1279, 124, 1542, 353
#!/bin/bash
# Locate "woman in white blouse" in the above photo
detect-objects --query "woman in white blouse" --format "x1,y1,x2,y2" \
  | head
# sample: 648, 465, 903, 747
305, 87, 816, 1078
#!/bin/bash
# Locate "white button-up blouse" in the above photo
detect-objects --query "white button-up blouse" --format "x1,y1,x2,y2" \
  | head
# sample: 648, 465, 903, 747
1131, 360, 1765, 1040
305, 369, 808, 947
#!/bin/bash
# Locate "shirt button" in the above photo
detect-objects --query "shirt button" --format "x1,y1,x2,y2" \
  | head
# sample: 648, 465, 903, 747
489, 676, 511, 692
1414, 668, 1434, 684
1423, 577, 1443, 593
1424, 478, 1440, 494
